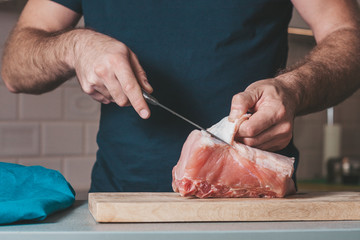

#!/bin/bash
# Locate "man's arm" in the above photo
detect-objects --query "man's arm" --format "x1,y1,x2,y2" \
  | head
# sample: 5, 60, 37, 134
283, 0, 360, 114
1, 0, 80, 94
229, 0, 360, 151
1, 0, 152, 119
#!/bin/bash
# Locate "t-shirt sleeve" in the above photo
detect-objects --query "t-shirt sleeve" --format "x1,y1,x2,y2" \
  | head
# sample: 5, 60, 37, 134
51, 0, 82, 14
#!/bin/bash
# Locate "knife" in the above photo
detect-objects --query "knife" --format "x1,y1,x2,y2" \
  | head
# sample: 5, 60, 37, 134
142, 90, 233, 147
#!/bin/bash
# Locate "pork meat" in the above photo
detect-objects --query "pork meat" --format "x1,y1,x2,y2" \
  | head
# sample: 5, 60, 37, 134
172, 116, 296, 198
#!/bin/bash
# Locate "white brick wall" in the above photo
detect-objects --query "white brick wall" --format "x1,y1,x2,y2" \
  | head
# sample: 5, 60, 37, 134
0, 85, 17, 120
64, 87, 100, 120
18, 157, 62, 172
0, 11, 98, 200
19, 88, 62, 120
42, 122, 84, 155
85, 123, 99, 155
64, 156, 96, 200
0, 80, 100, 199
0, 122, 40, 156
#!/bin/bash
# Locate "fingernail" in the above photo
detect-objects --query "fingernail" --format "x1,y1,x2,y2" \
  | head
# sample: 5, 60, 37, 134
144, 79, 152, 88
140, 109, 149, 119
144, 79, 153, 91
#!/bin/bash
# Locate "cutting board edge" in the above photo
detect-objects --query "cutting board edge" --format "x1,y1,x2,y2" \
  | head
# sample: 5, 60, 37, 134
88, 192, 360, 223
88, 193, 97, 221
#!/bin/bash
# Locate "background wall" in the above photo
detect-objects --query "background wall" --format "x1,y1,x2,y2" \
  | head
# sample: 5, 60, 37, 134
0, 5, 98, 199
1, 3, 359, 199
288, 8, 360, 180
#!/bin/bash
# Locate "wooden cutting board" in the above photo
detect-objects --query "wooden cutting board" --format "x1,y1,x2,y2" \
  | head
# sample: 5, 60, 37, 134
88, 192, 360, 222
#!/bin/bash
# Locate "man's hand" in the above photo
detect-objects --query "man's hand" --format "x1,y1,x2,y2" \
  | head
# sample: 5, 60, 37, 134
73, 31, 153, 119
229, 0, 360, 152
1, 0, 153, 119
229, 79, 297, 152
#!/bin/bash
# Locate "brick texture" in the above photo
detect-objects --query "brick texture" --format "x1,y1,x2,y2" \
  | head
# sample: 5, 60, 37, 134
85, 123, 99, 155
0, 158, 17, 164
64, 87, 100, 120
0, 85, 17, 120
19, 88, 62, 120
18, 157, 63, 173
64, 156, 96, 199
42, 122, 83, 155
0, 122, 40, 156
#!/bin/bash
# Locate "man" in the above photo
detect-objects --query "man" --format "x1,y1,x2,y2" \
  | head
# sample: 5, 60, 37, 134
2, 0, 360, 192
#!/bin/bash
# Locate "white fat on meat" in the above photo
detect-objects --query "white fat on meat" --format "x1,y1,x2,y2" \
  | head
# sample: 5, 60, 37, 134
207, 115, 293, 176
172, 115, 296, 198
206, 115, 249, 145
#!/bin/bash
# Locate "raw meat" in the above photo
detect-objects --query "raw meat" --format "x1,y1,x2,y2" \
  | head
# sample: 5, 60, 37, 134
172, 116, 296, 198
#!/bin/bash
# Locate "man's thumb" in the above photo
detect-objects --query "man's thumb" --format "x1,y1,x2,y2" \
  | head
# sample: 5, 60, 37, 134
229, 91, 256, 121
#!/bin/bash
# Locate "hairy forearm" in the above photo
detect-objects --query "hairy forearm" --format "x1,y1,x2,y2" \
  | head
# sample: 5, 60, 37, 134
277, 27, 360, 116
1, 27, 83, 94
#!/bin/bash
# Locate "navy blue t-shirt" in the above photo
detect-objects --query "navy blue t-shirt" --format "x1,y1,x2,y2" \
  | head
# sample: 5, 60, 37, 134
52, 0, 298, 192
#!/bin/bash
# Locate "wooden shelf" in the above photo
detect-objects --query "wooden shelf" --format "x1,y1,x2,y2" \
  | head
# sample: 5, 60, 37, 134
297, 180, 360, 192
288, 27, 313, 36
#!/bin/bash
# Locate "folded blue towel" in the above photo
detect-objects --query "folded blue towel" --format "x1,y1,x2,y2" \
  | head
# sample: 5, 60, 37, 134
0, 162, 75, 224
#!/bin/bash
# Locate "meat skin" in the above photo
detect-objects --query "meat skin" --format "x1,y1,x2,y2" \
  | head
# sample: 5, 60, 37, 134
172, 116, 296, 198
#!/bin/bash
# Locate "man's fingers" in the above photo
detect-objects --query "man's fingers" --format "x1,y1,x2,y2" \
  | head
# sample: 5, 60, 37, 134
79, 74, 112, 104
94, 62, 133, 107
102, 74, 131, 106
237, 108, 277, 137
93, 51, 151, 118
93, 85, 113, 102
230, 79, 295, 152
236, 121, 292, 149
114, 54, 151, 119
94, 64, 127, 104
253, 136, 291, 152
129, 50, 153, 94
229, 92, 256, 122
88, 90, 112, 104
238, 95, 289, 138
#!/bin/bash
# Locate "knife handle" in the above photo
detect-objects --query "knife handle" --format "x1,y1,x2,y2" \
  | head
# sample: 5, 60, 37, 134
142, 90, 159, 106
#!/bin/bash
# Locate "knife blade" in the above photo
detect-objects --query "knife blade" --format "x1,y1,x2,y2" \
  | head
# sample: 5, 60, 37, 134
142, 90, 233, 147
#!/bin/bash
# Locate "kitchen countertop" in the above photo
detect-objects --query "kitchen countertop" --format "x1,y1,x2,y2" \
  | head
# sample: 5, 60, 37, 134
297, 180, 360, 192
0, 201, 359, 240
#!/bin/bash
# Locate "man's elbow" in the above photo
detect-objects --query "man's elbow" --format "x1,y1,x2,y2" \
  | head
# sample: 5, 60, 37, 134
1, 67, 21, 93
4, 82, 20, 94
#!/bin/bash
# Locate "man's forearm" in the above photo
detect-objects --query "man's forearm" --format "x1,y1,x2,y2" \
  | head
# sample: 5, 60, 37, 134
277, 27, 360, 116
1, 27, 84, 94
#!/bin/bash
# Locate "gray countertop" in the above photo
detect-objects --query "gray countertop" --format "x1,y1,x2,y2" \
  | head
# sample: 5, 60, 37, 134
0, 201, 359, 240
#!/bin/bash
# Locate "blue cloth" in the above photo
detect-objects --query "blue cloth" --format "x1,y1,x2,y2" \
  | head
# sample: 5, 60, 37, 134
52, 0, 298, 192
0, 162, 75, 225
